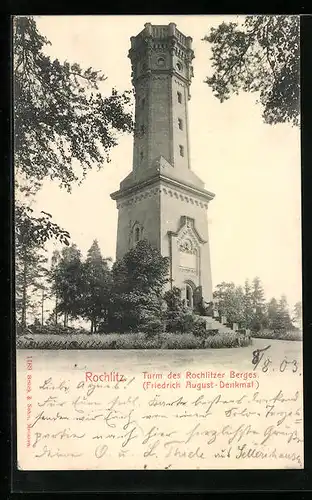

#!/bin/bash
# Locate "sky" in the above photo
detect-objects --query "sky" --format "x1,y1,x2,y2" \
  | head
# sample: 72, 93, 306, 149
28, 15, 301, 309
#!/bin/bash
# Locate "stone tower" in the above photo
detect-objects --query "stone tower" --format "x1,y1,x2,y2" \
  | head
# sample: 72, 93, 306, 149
111, 22, 215, 305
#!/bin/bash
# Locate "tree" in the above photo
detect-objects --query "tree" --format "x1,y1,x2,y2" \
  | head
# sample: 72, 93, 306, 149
15, 204, 70, 247
243, 279, 254, 329
13, 16, 133, 245
213, 281, 245, 326
51, 244, 84, 326
203, 15, 299, 126
80, 240, 112, 333
213, 281, 234, 318
15, 213, 49, 330
251, 276, 267, 331
36, 271, 51, 326
293, 301, 302, 329
47, 250, 61, 325
276, 295, 293, 331
14, 16, 133, 192
233, 286, 245, 325
163, 287, 185, 313
113, 240, 169, 296
110, 240, 169, 331
109, 290, 165, 332
267, 297, 279, 331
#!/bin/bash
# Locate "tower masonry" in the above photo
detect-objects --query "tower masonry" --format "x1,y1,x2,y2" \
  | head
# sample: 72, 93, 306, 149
111, 22, 215, 306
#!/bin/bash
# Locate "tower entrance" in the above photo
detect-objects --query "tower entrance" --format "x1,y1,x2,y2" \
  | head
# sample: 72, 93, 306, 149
185, 282, 194, 309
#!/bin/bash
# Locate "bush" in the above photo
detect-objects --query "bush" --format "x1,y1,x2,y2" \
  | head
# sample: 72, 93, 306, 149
108, 291, 164, 333
166, 311, 197, 333
18, 323, 90, 337
203, 332, 252, 348
141, 319, 165, 337
16, 330, 253, 350
191, 320, 208, 337
252, 329, 302, 341
96, 322, 114, 334
160, 333, 203, 349
163, 287, 184, 312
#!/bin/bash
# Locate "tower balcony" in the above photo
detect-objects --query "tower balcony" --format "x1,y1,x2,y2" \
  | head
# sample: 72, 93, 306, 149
129, 22, 193, 53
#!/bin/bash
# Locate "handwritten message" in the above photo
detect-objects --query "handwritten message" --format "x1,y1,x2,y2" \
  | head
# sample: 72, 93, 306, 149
16, 347, 303, 470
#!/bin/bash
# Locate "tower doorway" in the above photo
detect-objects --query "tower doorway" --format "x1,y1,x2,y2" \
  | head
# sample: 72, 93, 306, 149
185, 283, 194, 309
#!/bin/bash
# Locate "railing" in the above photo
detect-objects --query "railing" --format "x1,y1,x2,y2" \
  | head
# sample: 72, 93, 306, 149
151, 25, 168, 39
175, 28, 186, 46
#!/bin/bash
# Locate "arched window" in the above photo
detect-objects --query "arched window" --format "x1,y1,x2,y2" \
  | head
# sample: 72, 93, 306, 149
135, 226, 140, 243
132, 222, 144, 248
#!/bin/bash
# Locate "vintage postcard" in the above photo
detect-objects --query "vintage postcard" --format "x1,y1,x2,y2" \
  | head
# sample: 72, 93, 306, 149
14, 15, 302, 471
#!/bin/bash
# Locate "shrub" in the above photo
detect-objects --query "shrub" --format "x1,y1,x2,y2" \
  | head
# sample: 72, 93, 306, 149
108, 291, 163, 332
16, 330, 253, 350
191, 320, 208, 337
203, 332, 252, 348
27, 324, 89, 336
252, 329, 302, 341
163, 287, 184, 313
166, 311, 197, 333
141, 319, 165, 337
160, 333, 203, 349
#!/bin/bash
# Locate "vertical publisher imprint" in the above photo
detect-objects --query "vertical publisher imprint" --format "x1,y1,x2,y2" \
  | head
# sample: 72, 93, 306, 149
26, 356, 32, 448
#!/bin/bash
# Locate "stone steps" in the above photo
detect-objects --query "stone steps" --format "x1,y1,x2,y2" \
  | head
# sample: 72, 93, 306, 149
198, 316, 236, 335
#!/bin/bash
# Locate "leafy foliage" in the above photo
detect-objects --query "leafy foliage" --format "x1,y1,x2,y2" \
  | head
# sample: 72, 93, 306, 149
13, 15, 134, 276
243, 279, 254, 329
113, 239, 170, 296
79, 240, 113, 332
15, 213, 49, 328
293, 301, 302, 317
266, 295, 293, 333
15, 203, 70, 247
213, 276, 298, 334
14, 16, 134, 192
163, 286, 203, 334
110, 240, 169, 331
50, 244, 84, 326
276, 295, 293, 331
17, 330, 252, 350
250, 276, 267, 331
213, 281, 245, 325
109, 290, 164, 332
163, 286, 185, 313
293, 301, 302, 327
203, 15, 299, 125
267, 297, 280, 331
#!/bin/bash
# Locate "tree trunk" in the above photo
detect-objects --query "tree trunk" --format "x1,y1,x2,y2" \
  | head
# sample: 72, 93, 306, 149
41, 289, 44, 326
55, 294, 58, 326
90, 320, 94, 333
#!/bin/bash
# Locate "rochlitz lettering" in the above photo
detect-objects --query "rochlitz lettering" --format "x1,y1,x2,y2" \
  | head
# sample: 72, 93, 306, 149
85, 372, 126, 383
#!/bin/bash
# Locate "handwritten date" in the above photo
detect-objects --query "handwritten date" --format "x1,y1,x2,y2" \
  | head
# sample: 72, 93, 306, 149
252, 345, 299, 373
